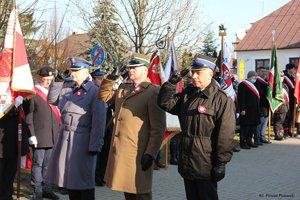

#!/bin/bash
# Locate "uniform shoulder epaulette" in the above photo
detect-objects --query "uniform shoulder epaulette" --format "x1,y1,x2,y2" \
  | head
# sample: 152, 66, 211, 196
217, 87, 230, 97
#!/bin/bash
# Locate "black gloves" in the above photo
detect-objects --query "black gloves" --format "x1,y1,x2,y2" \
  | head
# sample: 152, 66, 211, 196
55, 69, 70, 82
168, 67, 190, 85
212, 163, 226, 182
141, 154, 154, 171
107, 65, 127, 80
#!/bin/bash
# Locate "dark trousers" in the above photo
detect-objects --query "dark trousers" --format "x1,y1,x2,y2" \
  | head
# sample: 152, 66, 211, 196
183, 179, 218, 200
124, 192, 152, 200
0, 157, 17, 200
283, 104, 294, 130
274, 112, 287, 134
95, 132, 112, 184
31, 148, 52, 192
240, 125, 255, 145
68, 189, 95, 200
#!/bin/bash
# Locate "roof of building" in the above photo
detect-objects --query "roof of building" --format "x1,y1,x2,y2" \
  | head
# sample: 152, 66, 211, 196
57, 32, 90, 58
235, 0, 300, 51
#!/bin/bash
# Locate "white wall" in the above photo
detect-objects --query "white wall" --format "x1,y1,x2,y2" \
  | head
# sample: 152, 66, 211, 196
236, 48, 300, 81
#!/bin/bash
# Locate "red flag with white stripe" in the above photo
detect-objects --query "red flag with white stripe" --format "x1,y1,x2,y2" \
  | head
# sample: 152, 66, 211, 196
0, 8, 35, 118
294, 56, 300, 104
148, 51, 165, 85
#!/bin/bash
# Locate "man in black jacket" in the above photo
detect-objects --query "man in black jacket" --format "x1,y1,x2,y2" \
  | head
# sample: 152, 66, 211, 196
157, 55, 235, 200
283, 63, 296, 137
0, 106, 28, 200
26, 66, 60, 200
255, 66, 269, 144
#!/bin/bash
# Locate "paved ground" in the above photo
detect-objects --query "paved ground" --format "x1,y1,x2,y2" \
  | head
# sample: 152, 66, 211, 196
20, 137, 300, 200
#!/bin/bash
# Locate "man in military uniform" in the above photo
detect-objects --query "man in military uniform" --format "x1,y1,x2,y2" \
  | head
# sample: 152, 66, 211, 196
98, 53, 166, 200
157, 55, 235, 200
46, 58, 107, 200
26, 65, 60, 200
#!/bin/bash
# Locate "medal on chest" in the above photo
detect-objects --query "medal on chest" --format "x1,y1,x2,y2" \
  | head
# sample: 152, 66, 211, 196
76, 90, 83, 96
134, 86, 141, 93
198, 106, 206, 113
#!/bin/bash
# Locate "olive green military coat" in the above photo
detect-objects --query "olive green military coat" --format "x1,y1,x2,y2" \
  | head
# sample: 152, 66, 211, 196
98, 78, 166, 194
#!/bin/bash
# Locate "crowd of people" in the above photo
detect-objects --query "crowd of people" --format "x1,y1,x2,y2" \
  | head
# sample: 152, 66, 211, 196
0, 52, 298, 200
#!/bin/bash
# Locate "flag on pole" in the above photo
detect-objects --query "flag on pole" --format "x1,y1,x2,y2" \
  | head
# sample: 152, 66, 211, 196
266, 43, 284, 113
294, 56, 300, 104
164, 40, 183, 92
0, 8, 35, 118
221, 41, 236, 100
220, 62, 236, 100
148, 50, 164, 85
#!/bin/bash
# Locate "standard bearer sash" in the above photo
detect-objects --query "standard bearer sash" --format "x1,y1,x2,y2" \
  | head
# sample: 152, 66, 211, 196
284, 76, 294, 89
242, 80, 260, 99
34, 85, 62, 125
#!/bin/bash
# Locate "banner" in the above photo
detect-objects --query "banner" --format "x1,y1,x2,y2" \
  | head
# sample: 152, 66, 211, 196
0, 8, 35, 118
266, 43, 284, 113
221, 62, 236, 100
294, 56, 300, 104
164, 41, 182, 92
148, 51, 164, 85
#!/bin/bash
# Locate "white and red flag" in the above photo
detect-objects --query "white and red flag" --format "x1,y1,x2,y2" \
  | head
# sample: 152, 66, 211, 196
220, 62, 236, 100
164, 41, 183, 92
148, 50, 165, 85
0, 8, 35, 118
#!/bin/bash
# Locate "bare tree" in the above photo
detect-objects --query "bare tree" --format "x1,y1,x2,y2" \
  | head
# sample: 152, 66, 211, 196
71, 0, 211, 56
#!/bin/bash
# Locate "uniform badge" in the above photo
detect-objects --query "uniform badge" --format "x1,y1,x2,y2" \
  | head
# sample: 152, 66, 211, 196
134, 86, 141, 93
198, 106, 206, 113
76, 90, 82, 96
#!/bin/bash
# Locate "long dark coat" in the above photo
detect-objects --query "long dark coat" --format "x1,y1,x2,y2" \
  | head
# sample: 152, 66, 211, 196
98, 78, 166, 194
46, 80, 106, 190
237, 80, 260, 125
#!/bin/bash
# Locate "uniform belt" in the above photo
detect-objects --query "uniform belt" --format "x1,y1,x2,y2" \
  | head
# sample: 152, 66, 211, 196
64, 125, 89, 132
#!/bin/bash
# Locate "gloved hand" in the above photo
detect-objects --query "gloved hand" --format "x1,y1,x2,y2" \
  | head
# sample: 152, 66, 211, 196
88, 151, 98, 156
55, 69, 70, 82
141, 154, 154, 171
14, 96, 23, 108
212, 163, 226, 182
28, 136, 38, 148
168, 67, 190, 85
107, 65, 127, 80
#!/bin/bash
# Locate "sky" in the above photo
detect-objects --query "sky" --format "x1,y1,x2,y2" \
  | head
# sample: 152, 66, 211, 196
21, 0, 291, 50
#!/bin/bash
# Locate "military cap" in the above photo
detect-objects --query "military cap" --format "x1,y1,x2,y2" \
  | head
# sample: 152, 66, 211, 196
127, 53, 150, 68
190, 54, 216, 71
37, 65, 55, 77
90, 68, 105, 78
69, 57, 92, 70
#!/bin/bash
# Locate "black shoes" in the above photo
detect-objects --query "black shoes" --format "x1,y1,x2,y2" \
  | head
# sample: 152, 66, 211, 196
261, 139, 271, 144
240, 144, 250, 149
247, 143, 258, 148
58, 187, 68, 195
233, 146, 240, 152
43, 190, 60, 200
95, 180, 106, 187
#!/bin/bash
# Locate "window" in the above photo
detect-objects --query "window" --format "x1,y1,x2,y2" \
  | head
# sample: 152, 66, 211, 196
255, 59, 270, 71
289, 57, 299, 68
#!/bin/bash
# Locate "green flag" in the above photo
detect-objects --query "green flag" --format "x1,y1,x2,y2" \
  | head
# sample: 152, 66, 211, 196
266, 43, 284, 113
